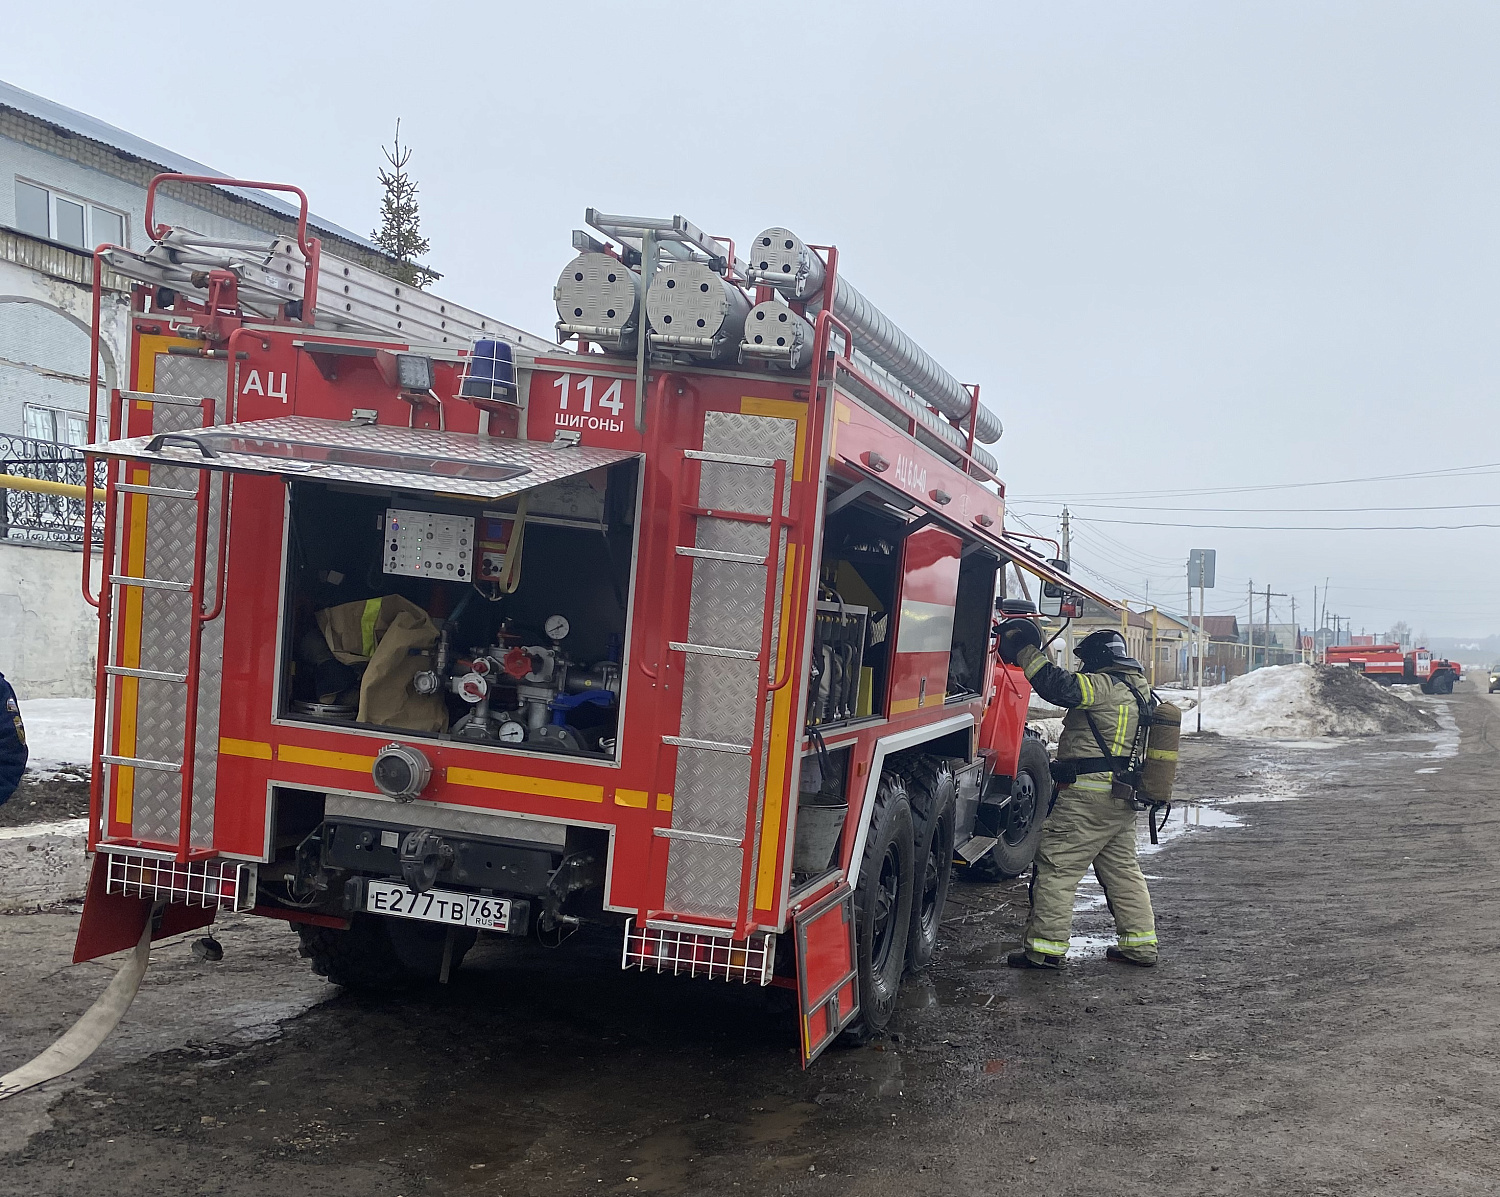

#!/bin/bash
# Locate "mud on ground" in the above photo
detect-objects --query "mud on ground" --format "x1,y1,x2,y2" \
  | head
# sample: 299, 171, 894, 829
0, 688, 1496, 1195
0, 773, 89, 828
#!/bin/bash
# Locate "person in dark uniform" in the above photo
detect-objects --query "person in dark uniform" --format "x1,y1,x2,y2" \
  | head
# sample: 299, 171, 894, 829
0, 670, 27, 805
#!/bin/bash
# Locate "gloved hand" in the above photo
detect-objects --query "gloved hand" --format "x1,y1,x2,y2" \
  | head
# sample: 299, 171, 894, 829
997, 618, 1043, 665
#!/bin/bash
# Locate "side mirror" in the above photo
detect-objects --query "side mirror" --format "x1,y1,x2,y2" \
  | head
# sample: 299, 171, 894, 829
1039, 558, 1071, 618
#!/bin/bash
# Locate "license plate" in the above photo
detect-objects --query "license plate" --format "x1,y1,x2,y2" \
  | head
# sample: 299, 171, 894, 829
365, 880, 511, 932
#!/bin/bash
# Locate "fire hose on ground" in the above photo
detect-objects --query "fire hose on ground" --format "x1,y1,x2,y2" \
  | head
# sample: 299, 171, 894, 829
0, 912, 153, 1102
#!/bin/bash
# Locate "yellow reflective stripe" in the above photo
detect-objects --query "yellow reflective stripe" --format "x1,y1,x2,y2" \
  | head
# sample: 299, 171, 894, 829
1070, 774, 1113, 792
219, 737, 271, 760
1118, 931, 1158, 947
1023, 652, 1047, 679
1026, 936, 1070, 956
1078, 675, 1095, 704
1111, 703, 1130, 756
1146, 748, 1178, 761
359, 597, 382, 657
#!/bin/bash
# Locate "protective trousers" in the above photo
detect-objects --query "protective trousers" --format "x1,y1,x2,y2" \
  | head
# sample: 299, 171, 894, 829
1021, 783, 1158, 965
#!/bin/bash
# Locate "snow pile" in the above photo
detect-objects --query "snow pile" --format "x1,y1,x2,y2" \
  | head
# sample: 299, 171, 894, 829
1192, 664, 1436, 740
19, 697, 94, 776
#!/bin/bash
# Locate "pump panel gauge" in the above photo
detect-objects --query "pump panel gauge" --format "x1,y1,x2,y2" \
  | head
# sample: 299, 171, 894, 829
497, 721, 526, 744
544, 614, 570, 641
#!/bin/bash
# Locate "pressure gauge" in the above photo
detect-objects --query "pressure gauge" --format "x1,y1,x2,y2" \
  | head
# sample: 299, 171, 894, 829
544, 614, 571, 641
497, 721, 526, 744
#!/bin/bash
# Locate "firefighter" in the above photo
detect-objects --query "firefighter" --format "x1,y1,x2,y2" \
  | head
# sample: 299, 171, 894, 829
0, 670, 27, 806
996, 624, 1158, 970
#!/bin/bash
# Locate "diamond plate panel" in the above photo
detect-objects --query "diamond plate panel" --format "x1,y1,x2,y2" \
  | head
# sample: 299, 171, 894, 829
671, 748, 752, 838
699, 410, 795, 516
695, 515, 768, 557
663, 836, 744, 919
678, 655, 759, 746
119, 356, 227, 844
685, 557, 766, 653
92, 413, 639, 501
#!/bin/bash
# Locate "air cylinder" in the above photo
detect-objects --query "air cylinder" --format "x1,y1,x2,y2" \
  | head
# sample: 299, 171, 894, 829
747, 227, 1003, 445
1139, 700, 1181, 805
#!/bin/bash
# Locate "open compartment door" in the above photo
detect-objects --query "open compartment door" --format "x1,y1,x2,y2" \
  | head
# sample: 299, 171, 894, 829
795, 884, 859, 1067
87, 414, 639, 500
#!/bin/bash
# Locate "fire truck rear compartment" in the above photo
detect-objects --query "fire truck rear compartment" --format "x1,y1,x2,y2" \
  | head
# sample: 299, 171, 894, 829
278, 460, 638, 760
261, 784, 610, 939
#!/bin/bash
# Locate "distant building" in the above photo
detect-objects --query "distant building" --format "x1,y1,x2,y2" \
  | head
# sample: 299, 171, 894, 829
1041, 600, 1197, 686
1189, 614, 1250, 685
0, 77, 397, 449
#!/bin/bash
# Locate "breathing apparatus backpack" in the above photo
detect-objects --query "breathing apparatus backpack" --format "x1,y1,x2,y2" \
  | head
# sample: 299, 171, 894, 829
1079, 677, 1181, 843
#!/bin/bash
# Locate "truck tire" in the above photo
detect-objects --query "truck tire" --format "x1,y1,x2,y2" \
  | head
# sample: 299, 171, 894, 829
842, 772, 915, 1043
900, 758, 956, 974
296, 913, 475, 989
965, 737, 1054, 881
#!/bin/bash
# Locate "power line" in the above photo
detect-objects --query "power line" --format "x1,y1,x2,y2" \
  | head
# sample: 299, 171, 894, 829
1011, 501, 1500, 515
1015, 460, 1500, 503
1055, 517, 1500, 531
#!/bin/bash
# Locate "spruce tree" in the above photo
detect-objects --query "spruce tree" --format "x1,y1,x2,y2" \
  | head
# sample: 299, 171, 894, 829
373, 119, 441, 288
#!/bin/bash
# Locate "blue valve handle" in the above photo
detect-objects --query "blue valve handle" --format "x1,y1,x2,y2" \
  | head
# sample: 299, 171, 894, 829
549, 690, 615, 725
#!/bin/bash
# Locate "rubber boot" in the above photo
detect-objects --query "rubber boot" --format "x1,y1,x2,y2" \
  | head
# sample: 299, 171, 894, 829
1007, 949, 1062, 970
1106, 946, 1156, 968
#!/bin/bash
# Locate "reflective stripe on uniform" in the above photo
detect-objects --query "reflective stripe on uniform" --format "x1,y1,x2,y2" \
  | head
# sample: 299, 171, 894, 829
1147, 748, 1178, 761
1118, 931, 1158, 948
359, 597, 382, 657
1111, 703, 1130, 756
1026, 936, 1070, 957
1078, 674, 1095, 704
1024, 652, 1047, 679
1070, 773, 1113, 792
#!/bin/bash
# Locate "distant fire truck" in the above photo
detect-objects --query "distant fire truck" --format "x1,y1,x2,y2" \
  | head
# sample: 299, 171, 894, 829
1324, 644, 1461, 694
73, 177, 1106, 1065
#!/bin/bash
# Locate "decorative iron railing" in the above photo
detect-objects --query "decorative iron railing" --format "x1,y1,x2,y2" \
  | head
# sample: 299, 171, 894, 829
0, 434, 104, 545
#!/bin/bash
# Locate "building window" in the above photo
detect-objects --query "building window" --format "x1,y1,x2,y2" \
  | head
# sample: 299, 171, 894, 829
20, 405, 94, 445
12, 179, 128, 250
23, 404, 57, 442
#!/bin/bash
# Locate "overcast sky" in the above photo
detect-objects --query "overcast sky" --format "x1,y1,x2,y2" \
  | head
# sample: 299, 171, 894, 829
6, 1, 1498, 636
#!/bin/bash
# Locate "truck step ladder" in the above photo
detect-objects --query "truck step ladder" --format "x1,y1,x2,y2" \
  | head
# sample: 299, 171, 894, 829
89, 386, 230, 863
651, 412, 799, 939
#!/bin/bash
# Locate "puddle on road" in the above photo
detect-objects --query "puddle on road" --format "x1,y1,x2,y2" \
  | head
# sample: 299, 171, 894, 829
1141, 801, 1244, 854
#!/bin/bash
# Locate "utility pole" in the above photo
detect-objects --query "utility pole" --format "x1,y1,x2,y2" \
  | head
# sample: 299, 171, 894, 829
1265, 584, 1286, 666
1247, 580, 1254, 675
1060, 507, 1073, 665
1291, 594, 1298, 663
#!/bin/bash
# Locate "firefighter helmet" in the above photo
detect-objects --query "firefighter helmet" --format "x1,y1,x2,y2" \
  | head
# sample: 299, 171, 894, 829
1075, 629, 1142, 673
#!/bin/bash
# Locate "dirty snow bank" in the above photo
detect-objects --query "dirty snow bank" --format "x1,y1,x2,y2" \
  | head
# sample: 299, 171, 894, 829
1193, 664, 1436, 740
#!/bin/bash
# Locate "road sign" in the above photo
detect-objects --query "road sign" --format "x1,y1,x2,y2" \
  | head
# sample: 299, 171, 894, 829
1188, 548, 1216, 589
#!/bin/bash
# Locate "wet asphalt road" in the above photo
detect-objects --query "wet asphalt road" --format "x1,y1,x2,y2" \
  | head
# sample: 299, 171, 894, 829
1, 686, 1498, 1195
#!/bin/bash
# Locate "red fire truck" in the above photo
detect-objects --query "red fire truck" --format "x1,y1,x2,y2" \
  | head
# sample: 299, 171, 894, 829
1324, 644, 1461, 693
72, 179, 1108, 1065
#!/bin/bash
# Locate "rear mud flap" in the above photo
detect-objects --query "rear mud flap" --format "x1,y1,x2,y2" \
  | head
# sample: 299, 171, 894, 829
73, 854, 216, 964
795, 884, 859, 1067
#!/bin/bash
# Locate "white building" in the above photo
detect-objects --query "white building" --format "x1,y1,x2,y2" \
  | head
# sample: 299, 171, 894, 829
0, 79, 404, 696
0, 77, 398, 448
